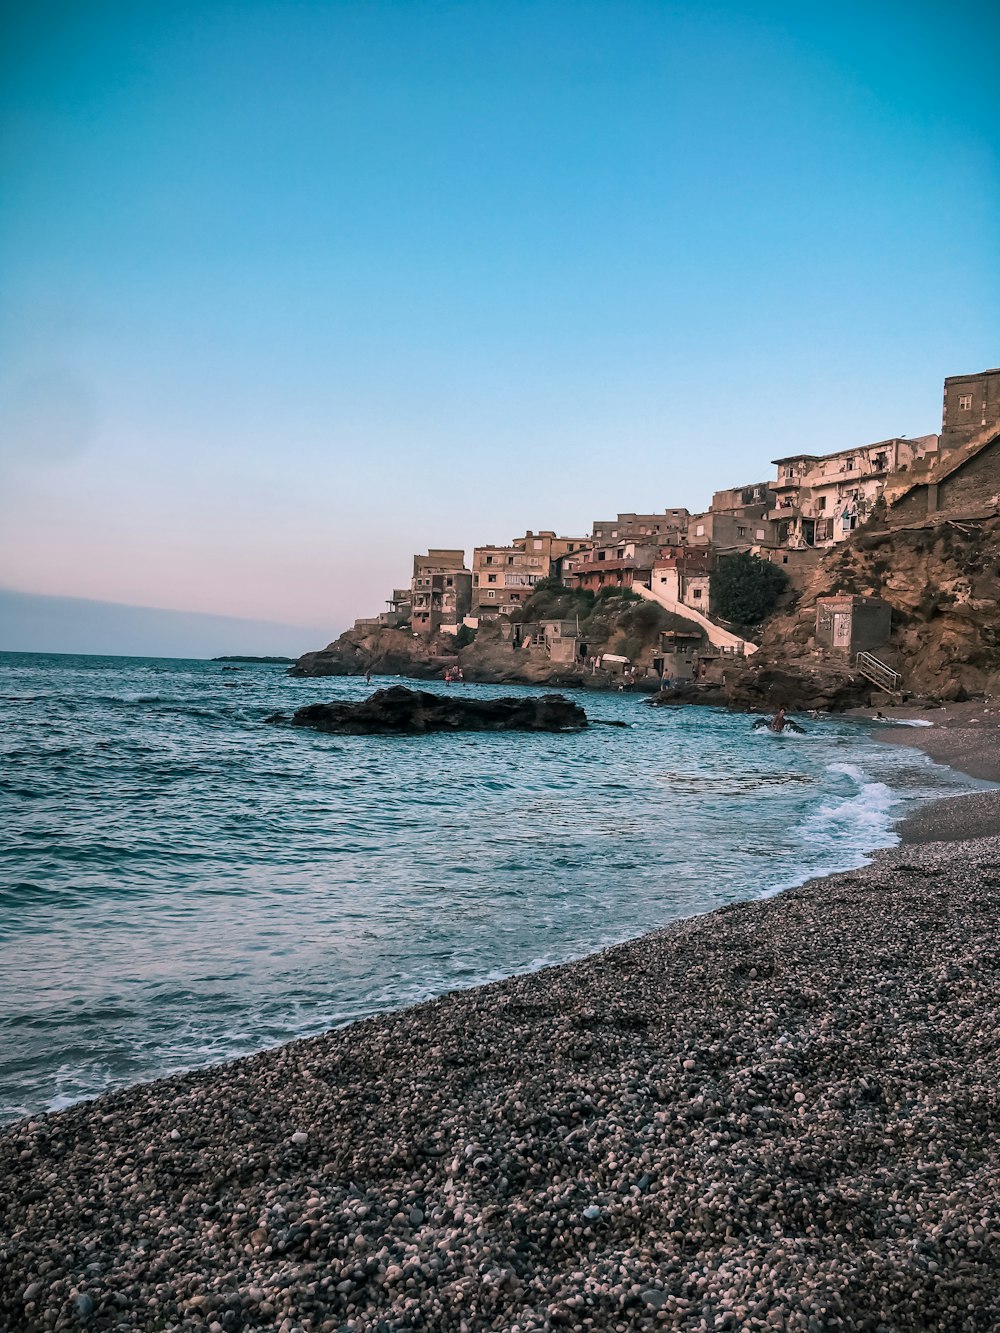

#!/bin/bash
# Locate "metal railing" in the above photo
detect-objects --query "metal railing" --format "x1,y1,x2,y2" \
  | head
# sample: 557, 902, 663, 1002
856, 651, 901, 693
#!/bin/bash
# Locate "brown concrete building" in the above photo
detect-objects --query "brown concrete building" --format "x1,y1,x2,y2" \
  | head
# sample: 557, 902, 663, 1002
768, 435, 939, 549
591, 510, 690, 544
941, 368, 1000, 451
472, 530, 591, 618
566, 540, 658, 594
694, 481, 778, 552
410, 550, 473, 637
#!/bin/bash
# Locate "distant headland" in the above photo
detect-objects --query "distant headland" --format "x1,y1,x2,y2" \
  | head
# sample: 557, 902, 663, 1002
212, 655, 296, 664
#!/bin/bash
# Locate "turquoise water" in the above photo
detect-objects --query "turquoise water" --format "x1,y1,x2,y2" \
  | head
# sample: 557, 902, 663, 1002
0, 651, 977, 1123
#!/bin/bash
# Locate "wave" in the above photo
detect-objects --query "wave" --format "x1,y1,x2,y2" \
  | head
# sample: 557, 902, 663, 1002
800, 779, 896, 837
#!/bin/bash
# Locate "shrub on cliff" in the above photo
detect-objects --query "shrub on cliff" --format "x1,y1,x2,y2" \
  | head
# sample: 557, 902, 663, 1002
711, 553, 788, 624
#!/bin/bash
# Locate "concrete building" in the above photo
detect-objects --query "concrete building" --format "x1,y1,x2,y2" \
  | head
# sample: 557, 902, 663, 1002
769, 435, 939, 549
652, 630, 704, 682
941, 368, 1000, 451
410, 550, 473, 637
512, 618, 588, 664
691, 481, 778, 552
591, 510, 690, 544
815, 595, 891, 657
566, 540, 659, 594
472, 530, 592, 618
650, 545, 713, 612
386, 588, 412, 620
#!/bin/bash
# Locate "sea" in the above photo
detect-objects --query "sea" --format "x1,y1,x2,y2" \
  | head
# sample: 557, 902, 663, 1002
0, 651, 980, 1124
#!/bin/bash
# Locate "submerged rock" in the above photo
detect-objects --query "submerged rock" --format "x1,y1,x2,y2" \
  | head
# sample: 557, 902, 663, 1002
282, 685, 588, 735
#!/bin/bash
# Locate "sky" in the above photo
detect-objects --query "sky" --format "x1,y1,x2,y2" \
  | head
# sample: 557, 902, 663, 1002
1, 0, 998, 655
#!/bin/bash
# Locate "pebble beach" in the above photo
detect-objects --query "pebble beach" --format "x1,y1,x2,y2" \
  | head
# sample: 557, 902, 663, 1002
3, 717, 999, 1333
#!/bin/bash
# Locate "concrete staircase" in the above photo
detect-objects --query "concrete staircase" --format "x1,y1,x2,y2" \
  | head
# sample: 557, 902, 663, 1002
634, 582, 758, 656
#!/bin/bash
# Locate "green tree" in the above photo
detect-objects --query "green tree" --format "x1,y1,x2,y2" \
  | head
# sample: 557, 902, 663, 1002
711, 553, 789, 624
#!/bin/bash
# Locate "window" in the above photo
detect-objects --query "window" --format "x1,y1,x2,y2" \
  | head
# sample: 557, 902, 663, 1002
695, 524, 705, 537
692, 588, 702, 599
817, 496, 827, 510
485, 555, 494, 565
736, 526, 746, 537
533, 540, 542, 550
874, 452, 888, 470
597, 550, 607, 561
487, 590, 496, 599
782, 556, 789, 564
959, 394, 973, 411
446, 578, 453, 587
507, 556, 515, 565
756, 528, 765, 540
487, 574, 496, 583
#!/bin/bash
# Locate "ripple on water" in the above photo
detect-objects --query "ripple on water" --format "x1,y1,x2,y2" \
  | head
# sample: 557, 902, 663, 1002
0, 650, 983, 1122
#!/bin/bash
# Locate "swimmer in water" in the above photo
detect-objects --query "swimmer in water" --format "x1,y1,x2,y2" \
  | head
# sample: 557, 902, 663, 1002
752, 706, 805, 734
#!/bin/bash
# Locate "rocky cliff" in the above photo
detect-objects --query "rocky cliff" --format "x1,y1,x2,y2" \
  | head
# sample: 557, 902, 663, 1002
289, 589, 694, 687
725, 515, 1000, 709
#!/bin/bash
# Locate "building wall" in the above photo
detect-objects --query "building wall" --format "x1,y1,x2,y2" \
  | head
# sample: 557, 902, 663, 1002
591, 511, 689, 543
942, 369, 1000, 450
937, 439, 1000, 515
472, 530, 593, 615
889, 437, 1000, 526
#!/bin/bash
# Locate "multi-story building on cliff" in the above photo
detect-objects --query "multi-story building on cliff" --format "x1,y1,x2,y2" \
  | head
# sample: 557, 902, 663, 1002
650, 544, 714, 611
941, 368, 1000, 452
565, 540, 659, 593
591, 510, 690, 544
410, 550, 472, 637
767, 435, 939, 549
688, 482, 777, 553
472, 530, 591, 618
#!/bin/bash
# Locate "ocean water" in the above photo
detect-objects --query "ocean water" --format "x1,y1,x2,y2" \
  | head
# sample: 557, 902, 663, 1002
0, 651, 978, 1124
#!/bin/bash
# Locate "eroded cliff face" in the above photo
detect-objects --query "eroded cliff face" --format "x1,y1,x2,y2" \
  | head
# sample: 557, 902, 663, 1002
727, 516, 1000, 708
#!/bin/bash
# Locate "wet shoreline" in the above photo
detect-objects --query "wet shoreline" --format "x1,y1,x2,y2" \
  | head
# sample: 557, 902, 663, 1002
2, 704, 998, 1331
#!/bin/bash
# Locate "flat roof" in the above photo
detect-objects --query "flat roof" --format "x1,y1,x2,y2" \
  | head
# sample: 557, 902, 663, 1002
944, 368, 1000, 382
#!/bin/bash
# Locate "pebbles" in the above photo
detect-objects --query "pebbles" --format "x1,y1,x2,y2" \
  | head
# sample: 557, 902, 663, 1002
3, 828, 1000, 1331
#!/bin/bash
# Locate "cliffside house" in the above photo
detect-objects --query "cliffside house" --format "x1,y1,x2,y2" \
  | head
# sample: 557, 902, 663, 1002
566, 540, 659, 593
511, 619, 588, 664
768, 435, 940, 549
940, 367, 1000, 452
650, 545, 714, 610
410, 550, 473, 637
472, 530, 592, 619
385, 588, 412, 622
652, 629, 704, 682
688, 483, 777, 553
591, 509, 690, 545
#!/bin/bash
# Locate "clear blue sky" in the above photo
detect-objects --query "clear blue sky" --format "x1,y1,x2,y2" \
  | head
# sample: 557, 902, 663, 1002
1, 0, 997, 652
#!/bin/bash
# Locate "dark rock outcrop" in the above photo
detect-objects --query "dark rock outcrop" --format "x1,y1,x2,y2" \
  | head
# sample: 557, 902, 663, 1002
289, 628, 452, 679
279, 686, 588, 735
